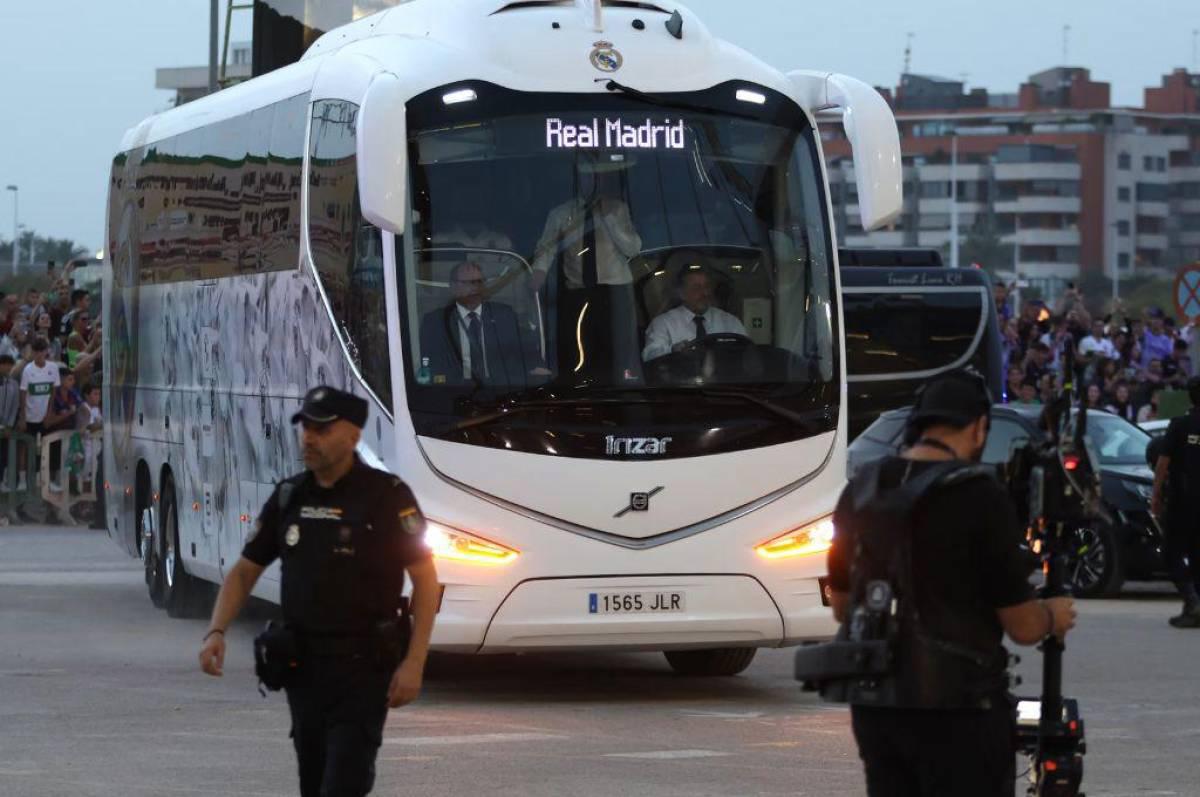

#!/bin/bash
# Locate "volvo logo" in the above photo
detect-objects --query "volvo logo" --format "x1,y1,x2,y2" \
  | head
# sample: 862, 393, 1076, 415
589, 41, 624, 73
615, 486, 664, 518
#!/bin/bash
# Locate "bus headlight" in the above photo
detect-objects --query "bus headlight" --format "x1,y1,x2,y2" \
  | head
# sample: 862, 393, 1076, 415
755, 516, 835, 560
425, 521, 519, 566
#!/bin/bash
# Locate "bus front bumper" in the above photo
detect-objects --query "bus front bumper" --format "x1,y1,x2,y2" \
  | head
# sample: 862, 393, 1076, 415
458, 574, 833, 654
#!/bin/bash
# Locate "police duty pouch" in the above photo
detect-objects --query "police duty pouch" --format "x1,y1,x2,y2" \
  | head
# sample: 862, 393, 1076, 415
254, 621, 300, 692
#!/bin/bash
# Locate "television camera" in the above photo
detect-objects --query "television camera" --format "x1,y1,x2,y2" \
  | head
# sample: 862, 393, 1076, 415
1005, 346, 1102, 796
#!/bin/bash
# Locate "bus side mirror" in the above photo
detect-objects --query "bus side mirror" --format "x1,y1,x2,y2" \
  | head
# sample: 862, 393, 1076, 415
357, 73, 408, 235
788, 71, 902, 231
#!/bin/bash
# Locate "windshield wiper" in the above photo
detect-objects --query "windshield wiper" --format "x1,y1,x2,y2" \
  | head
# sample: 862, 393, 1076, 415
601, 80, 755, 119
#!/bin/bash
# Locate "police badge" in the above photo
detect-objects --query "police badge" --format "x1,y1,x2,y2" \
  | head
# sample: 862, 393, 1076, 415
285, 524, 301, 546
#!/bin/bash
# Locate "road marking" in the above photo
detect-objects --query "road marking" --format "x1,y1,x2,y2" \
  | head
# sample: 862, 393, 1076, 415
604, 749, 731, 760
383, 732, 566, 746
682, 710, 764, 719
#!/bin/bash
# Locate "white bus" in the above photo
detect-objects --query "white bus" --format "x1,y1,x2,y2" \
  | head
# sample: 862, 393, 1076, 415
104, 0, 901, 675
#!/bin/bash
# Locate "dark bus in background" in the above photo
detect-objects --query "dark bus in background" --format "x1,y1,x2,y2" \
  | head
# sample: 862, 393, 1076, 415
839, 248, 1004, 440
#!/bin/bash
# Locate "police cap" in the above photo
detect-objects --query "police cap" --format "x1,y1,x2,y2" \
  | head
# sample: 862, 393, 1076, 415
290, 386, 368, 429
907, 369, 993, 432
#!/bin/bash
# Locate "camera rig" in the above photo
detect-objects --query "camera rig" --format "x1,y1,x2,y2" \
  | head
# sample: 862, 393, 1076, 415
1005, 347, 1101, 797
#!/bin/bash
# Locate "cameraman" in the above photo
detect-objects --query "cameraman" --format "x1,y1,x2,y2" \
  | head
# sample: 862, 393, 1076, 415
827, 371, 1077, 796
1151, 376, 1200, 628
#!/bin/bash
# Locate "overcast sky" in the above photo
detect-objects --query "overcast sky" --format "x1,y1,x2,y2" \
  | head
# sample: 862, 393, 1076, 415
0, 0, 1196, 252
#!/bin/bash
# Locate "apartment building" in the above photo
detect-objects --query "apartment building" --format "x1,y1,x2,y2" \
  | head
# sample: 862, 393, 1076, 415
822, 67, 1200, 301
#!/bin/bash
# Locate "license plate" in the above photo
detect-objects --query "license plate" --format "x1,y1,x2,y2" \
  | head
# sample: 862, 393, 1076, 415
588, 591, 686, 615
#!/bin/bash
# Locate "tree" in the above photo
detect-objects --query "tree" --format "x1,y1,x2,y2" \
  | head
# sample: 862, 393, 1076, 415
0, 231, 89, 274
942, 217, 1012, 275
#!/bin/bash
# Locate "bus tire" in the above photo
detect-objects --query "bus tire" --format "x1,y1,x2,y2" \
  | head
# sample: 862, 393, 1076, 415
139, 481, 165, 609
663, 647, 757, 677
161, 478, 208, 619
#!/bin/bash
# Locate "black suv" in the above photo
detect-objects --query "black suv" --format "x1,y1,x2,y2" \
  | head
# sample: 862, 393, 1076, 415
848, 404, 1160, 597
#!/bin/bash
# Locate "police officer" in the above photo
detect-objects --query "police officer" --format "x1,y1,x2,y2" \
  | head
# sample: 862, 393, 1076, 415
198, 386, 439, 796
826, 371, 1077, 796
1151, 376, 1200, 628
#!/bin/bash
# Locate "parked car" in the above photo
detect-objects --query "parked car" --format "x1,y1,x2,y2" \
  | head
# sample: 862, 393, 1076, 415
848, 405, 1160, 598
1140, 418, 1170, 438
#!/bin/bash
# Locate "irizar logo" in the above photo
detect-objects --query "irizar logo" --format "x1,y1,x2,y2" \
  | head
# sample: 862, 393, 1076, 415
605, 435, 673, 456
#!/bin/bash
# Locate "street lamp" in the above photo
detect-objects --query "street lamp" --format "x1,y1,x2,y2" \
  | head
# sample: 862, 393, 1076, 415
4, 185, 16, 278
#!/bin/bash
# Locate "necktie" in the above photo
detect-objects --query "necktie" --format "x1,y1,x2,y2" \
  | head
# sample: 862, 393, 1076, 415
694, 314, 708, 341
582, 207, 599, 289
467, 311, 485, 381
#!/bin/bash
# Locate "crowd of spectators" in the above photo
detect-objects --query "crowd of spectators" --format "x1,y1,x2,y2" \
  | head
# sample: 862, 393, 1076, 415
0, 260, 103, 495
995, 282, 1197, 424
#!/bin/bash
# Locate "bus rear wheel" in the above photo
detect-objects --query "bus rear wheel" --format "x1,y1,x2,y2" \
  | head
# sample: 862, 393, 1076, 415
663, 648, 757, 677
161, 478, 209, 619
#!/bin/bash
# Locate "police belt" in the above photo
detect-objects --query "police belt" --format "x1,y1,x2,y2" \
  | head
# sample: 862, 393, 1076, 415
301, 632, 377, 657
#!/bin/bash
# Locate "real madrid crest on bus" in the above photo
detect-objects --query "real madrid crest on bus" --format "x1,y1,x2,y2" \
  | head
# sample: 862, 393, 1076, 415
590, 41, 623, 73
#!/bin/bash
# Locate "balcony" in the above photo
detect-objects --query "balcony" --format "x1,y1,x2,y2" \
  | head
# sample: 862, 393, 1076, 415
993, 163, 1081, 181
1171, 198, 1200, 214
1135, 200, 1169, 218
916, 199, 986, 215
1169, 166, 1200, 183
1003, 228, 1081, 247
994, 196, 1081, 214
1017, 262, 1081, 280
916, 164, 988, 181
1176, 231, 1200, 247
1136, 233, 1169, 250
917, 231, 952, 248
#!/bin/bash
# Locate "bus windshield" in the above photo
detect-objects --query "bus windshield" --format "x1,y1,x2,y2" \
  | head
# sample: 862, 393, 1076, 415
401, 84, 837, 458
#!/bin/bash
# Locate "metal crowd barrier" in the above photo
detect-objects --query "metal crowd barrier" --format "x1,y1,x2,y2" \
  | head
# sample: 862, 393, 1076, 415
0, 429, 103, 524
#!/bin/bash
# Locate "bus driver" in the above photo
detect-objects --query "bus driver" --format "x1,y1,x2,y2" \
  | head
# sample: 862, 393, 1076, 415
643, 265, 747, 361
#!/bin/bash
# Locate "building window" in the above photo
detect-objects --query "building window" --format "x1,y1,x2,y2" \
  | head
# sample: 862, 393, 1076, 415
1116, 220, 1130, 236
1117, 186, 1131, 202
1117, 152, 1131, 170
1118, 253, 1131, 269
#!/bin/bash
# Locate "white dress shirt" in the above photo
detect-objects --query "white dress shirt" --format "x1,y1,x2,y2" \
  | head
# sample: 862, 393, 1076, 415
1078, 334, 1117, 360
456, 303, 487, 379
532, 199, 642, 288
642, 304, 748, 361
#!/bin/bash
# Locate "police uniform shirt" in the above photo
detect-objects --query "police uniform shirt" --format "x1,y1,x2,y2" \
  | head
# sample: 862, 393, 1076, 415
242, 458, 432, 635
1164, 409, 1200, 511
828, 457, 1036, 657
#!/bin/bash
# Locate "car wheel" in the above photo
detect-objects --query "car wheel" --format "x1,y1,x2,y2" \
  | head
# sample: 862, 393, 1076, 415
1066, 523, 1124, 598
663, 648, 757, 676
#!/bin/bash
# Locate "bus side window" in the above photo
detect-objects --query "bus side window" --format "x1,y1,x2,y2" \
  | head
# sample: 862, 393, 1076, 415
308, 99, 393, 412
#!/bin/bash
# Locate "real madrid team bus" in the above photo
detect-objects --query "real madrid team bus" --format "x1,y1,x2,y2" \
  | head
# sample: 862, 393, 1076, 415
103, 0, 901, 675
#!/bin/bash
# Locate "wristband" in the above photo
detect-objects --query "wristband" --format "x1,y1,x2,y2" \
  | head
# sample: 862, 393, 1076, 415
203, 629, 225, 642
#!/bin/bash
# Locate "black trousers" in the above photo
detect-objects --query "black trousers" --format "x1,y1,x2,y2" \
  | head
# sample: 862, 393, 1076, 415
285, 654, 391, 797
851, 701, 1016, 797
1164, 505, 1200, 598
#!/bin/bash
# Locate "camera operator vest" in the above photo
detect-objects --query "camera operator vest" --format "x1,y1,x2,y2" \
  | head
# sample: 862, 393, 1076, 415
827, 458, 1011, 710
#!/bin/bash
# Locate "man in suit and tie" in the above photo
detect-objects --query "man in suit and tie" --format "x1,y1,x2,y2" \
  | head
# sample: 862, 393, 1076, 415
419, 261, 546, 387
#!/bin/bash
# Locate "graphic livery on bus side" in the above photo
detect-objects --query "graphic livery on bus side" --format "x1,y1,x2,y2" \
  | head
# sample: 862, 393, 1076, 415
103, 0, 902, 675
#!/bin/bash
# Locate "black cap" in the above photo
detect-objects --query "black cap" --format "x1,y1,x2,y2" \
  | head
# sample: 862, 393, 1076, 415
290, 386, 368, 429
908, 370, 993, 431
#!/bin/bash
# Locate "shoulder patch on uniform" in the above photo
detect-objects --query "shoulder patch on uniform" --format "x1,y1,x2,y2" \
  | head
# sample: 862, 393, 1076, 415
399, 506, 424, 535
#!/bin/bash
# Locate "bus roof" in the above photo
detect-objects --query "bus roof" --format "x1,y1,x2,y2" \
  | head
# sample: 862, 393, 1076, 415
120, 0, 798, 154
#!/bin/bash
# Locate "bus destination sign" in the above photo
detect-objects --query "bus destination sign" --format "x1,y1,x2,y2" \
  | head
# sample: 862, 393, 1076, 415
545, 117, 686, 150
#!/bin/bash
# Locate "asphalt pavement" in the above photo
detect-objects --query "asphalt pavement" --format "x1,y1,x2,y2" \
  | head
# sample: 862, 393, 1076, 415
0, 525, 1197, 797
